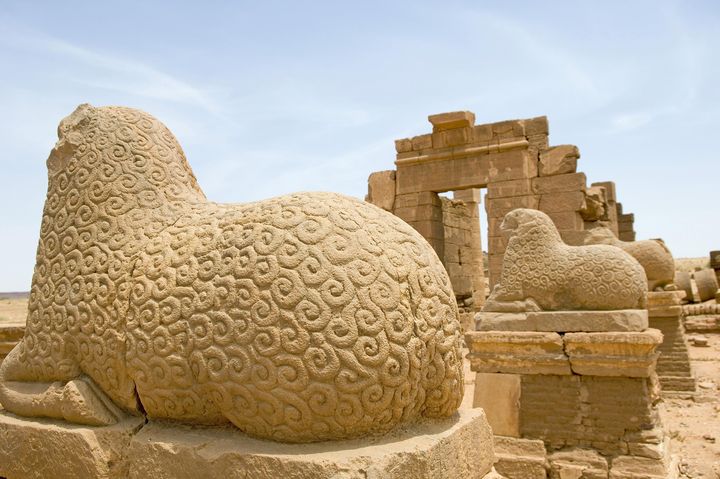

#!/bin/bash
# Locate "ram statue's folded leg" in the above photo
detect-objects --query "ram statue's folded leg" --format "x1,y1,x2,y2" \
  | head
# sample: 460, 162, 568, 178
0, 344, 121, 426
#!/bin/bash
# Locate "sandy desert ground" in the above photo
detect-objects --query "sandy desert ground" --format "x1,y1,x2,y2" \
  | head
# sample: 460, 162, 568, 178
0, 293, 718, 476
0, 293, 29, 323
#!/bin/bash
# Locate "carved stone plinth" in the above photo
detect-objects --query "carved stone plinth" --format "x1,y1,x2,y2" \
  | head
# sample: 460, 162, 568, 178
0, 409, 496, 479
468, 310, 676, 478
476, 309, 648, 333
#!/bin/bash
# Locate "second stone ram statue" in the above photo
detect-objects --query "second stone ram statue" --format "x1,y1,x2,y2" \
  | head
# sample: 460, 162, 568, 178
485, 209, 648, 312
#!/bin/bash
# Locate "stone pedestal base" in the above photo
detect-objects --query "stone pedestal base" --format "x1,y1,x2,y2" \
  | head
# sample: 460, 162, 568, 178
467, 311, 673, 479
0, 408, 495, 479
647, 291, 696, 393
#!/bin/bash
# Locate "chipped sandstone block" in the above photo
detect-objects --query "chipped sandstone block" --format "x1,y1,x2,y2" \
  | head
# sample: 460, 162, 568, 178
532, 173, 587, 195
394, 138, 413, 153
432, 127, 474, 148
563, 330, 663, 377
487, 178, 534, 199
473, 373, 521, 437
626, 437, 669, 460
548, 448, 608, 479
580, 186, 608, 222
477, 310, 648, 333
411, 133, 433, 150
466, 331, 571, 375
428, 111, 476, 132
485, 195, 540, 218
366, 169, 396, 211
609, 455, 677, 479
523, 116, 549, 136
484, 209, 647, 313
494, 435, 549, 479
0, 411, 145, 479
538, 191, 587, 214
0, 409, 495, 479
646, 291, 684, 308
539, 145, 579, 176
546, 211, 585, 231
647, 305, 683, 319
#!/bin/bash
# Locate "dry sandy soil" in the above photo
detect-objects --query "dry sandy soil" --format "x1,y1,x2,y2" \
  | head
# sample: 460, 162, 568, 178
0, 294, 28, 323
0, 293, 718, 476
661, 333, 720, 478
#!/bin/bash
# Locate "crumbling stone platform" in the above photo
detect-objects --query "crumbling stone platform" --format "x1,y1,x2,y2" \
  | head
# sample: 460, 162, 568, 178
0, 408, 496, 479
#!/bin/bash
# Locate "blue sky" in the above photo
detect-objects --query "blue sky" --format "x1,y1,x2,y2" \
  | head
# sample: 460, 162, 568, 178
1, 1, 718, 291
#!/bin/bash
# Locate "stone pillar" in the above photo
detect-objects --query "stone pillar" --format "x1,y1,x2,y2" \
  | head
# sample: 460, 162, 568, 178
453, 188, 486, 311
647, 291, 696, 394
393, 191, 444, 259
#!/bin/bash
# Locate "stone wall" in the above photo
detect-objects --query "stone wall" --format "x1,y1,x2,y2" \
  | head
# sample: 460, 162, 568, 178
520, 375, 659, 456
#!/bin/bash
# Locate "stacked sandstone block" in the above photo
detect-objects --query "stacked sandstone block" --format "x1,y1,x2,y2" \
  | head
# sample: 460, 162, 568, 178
647, 291, 695, 394
616, 203, 636, 242
441, 190, 485, 325
682, 302, 720, 332
467, 311, 674, 478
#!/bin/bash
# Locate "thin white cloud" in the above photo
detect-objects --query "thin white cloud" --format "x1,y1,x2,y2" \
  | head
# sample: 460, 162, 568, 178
610, 111, 656, 131
458, 8, 602, 101
1, 26, 220, 113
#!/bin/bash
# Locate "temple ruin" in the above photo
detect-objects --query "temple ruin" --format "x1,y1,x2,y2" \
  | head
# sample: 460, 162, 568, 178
1, 105, 718, 478
365, 111, 637, 316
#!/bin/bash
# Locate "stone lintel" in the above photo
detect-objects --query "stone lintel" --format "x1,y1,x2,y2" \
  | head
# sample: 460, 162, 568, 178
563, 329, 663, 377
395, 139, 529, 167
476, 310, 648, 333
465, 331, 571, 375
428, 111, 476, 132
